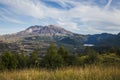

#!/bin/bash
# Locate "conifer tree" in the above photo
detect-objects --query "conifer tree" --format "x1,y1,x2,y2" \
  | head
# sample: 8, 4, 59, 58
42, 44, 63, 69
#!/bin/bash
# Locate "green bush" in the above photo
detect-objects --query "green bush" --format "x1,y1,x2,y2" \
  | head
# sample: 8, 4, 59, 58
102, 54, 120, 65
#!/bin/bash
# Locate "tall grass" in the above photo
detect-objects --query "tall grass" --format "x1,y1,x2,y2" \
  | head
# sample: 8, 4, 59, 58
0, 65, 120, 80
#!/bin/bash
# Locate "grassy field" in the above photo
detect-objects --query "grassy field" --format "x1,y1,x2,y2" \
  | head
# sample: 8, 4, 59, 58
0, 65, 120, 80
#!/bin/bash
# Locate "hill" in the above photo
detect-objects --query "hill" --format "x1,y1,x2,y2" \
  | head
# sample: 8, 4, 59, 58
0, 25, 120, 53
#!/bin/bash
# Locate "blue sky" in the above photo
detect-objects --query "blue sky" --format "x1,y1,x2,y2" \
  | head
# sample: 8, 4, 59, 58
0, 0, 120, 35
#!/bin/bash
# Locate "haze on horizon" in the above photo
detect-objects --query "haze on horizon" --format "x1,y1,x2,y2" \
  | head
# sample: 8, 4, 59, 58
0, 0, 120, 35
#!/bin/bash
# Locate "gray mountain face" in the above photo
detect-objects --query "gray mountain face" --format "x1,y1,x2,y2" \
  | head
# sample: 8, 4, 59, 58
17, 25, 73, 36
0, 25, 120, 53
0, 25, 120, 48
0, 25, 76, 43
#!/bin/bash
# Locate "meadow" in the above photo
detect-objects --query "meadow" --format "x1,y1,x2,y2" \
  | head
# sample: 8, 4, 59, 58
0, 44, 120, 80
0, 65, 120, 80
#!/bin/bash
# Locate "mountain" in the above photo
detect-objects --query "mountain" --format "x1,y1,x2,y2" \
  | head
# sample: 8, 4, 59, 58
17, 25, 73, 37
85, 33, 115, 45
0, 25, 75, 43
0, 25, 120, 53
0, 25, 85, 53
85, 33, 120, 47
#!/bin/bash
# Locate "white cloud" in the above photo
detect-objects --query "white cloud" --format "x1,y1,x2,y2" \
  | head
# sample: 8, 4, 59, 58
0, 0, 120, 34
0, 6, 25, 24
57, 20, 80, 33
104, 0, 113, 9
0, 0, 45, 18
0, 15, 25, 24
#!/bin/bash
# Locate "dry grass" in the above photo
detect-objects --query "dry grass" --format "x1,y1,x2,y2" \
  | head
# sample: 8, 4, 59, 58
0, 65, 120, 80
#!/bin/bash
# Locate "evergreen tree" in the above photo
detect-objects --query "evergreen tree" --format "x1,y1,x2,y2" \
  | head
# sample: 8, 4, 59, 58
58, 46, 77, 66
15, 53, 28, 69
0, 56, 4, 70
85, 47, 99, 64
41, 44, 63, 69
1, 51, 18, 69
58, 46, 69, 58
116, 48, 120, 56
28, 50, 40, 68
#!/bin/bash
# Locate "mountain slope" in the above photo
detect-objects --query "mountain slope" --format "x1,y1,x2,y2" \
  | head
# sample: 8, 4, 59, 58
17, 25, 74, 37
0, 25, 75, 43
0, 25, 120, 53
0, 25, 85, 53
85, 33, 120, 47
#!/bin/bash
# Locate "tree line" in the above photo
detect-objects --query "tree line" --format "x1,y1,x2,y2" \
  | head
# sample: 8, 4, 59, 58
0, 43, 120, 70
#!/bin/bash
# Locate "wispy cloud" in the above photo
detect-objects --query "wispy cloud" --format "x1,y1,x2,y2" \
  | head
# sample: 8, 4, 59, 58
0, 5, 25, 24
0, 0, 120, 34
0, 15, 25, 24
104, 0, 113, 9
